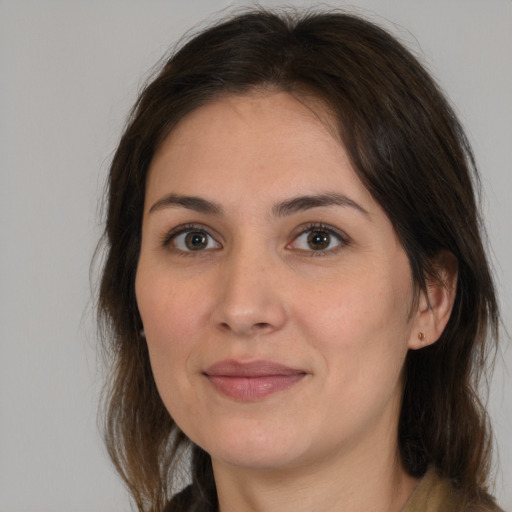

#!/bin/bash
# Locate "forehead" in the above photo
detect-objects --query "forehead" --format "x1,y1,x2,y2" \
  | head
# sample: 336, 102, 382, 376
145, 91, 375, 214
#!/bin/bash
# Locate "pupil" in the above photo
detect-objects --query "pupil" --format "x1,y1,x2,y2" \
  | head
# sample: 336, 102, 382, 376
308, 231, 329, 250
185, 232, 207, 250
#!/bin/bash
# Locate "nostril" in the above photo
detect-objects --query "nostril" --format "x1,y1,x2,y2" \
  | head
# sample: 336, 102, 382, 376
217, 321, 272, 335
254, 322, 271, 330
219, 322, 231, 332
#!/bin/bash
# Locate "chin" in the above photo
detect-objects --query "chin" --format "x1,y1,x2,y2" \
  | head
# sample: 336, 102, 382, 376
195, 424, 310, 472
213, 445, 303, 472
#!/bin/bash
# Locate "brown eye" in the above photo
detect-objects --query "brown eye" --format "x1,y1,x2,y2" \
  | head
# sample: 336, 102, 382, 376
290, 224, 347, 254
307, 230, 331, 250
184, 232, 208, 250
170, 228, 221, 252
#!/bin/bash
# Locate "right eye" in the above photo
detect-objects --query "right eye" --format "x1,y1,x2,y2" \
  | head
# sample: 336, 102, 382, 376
166, 227, 221, 252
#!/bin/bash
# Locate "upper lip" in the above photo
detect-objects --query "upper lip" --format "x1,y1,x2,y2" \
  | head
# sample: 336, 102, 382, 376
204, 359, 306, 377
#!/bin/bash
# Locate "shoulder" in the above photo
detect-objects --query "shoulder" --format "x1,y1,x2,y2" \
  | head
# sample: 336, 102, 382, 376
403, 468, 504, 512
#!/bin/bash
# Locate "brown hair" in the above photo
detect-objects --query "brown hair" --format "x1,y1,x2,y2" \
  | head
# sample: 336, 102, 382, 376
97, 9, 500, 511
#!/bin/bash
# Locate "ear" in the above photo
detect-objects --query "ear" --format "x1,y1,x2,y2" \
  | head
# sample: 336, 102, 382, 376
408, 251, 458, 350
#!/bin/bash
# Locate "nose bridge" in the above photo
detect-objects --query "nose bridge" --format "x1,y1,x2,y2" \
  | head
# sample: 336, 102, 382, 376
213, 236, 286, 336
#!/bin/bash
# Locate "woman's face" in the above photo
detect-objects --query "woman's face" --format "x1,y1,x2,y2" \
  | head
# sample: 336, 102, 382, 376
136, 91, 424, 473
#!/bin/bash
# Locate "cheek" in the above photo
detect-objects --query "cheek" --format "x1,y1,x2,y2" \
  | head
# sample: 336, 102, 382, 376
301, 260, 413, 381
304, 268, 411, 339
315, 278, 411, 429
136, 259, 210, 340
135, 268, 202, 382
135, 271, 209, 426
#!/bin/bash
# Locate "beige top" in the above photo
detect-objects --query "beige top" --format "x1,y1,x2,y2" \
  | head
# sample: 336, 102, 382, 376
403, 469, 460, 512
402, 468, 503, 512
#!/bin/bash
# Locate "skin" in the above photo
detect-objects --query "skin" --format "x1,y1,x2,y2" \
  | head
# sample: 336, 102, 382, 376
135, 91, 456, 512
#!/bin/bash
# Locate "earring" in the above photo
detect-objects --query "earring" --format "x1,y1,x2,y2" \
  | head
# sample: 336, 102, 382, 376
418, 332, 425, 342
140, 329, 146, 338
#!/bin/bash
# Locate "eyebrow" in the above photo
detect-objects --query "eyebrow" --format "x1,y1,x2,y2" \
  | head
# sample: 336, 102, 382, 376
148, 193, 224, 215
272, 192, 369, 217
148, 192, 369, 217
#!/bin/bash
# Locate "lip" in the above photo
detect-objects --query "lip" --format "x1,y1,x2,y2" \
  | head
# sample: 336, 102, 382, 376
203, 360, 307, 401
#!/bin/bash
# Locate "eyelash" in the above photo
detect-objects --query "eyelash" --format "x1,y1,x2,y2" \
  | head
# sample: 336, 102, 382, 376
290, 222, 350, 256
161, 223, 220, 255
161, 222, 350, 256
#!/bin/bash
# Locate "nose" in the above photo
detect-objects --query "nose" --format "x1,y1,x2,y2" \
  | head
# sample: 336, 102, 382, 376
212, 247, 287, 337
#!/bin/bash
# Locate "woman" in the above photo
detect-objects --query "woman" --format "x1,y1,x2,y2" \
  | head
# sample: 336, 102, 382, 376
98, 9, 502, 512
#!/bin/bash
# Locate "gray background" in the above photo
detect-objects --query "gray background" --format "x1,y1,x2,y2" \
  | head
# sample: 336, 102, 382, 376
1, 1, 510, 510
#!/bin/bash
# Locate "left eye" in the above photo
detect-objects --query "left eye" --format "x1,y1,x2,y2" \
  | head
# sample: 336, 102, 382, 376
171, 229, 221, 252
290, 227, 346, 252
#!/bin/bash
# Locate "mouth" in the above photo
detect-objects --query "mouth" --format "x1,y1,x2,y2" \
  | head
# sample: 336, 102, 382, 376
203, 360, 307, 401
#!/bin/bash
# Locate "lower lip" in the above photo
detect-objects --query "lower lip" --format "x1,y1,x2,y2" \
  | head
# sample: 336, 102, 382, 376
206, 374, 306, 401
